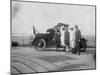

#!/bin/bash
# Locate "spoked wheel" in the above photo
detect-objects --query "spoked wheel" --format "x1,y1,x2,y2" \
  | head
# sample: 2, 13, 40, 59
34, 38, 46, 51
80, 41, 87, 52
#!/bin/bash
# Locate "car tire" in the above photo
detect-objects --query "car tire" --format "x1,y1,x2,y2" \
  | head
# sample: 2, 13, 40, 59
80, 41, 87, 52
34, 38, 46, 51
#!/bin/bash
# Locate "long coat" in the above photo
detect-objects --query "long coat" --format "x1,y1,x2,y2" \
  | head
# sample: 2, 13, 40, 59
75, 29, 81, 43
64, 30, 70, 45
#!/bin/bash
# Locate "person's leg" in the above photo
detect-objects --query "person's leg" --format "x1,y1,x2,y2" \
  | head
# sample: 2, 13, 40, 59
56, 41, 58, 51
72, 48, 75, 54
65, 45, 69, 52
77, 43, 80, 55
57, 41, 60, 51
72, 44, 76, 54
74, 43, 78, 54
75, 43, 80, 55
70, 42, 74, 53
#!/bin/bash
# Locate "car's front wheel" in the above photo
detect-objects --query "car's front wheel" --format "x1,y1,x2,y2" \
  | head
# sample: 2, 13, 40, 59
34, 38, 46, 51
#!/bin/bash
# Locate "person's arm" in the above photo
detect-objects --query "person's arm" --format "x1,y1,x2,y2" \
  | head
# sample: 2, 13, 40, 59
79, 30, 81, 41
72, 31, 75, 42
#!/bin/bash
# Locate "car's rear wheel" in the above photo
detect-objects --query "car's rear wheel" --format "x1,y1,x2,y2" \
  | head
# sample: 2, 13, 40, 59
80, 41, 87, 52
34, 38, 46, 51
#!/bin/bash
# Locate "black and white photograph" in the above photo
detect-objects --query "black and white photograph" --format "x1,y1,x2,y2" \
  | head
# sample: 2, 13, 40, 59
11, 0, 96, 74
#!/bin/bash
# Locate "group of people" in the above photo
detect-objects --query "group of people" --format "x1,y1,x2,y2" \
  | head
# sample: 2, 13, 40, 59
54, 24, 81, 55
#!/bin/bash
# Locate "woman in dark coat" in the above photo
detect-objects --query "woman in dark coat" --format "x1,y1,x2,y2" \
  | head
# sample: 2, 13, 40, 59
64, 27, 70, 52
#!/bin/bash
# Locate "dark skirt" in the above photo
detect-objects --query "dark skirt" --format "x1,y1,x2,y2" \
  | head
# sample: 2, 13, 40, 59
64, 32, 70, 45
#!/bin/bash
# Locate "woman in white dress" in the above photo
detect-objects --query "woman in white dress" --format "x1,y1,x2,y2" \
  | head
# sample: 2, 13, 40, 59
69, 27, 75, 50
60, 26, 66, 47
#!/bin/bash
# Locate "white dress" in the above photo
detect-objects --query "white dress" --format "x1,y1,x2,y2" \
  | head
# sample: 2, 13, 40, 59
60, 27, 65, 46
70, 30, 75, 48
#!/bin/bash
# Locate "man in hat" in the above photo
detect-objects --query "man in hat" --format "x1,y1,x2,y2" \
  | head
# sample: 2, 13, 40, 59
73, 25, 81, 55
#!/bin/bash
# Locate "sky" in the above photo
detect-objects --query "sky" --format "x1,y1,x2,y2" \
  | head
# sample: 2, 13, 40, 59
12, 1, 95, 36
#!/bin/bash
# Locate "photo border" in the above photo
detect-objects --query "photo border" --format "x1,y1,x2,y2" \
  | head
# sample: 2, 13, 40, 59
10, 0, 96, 74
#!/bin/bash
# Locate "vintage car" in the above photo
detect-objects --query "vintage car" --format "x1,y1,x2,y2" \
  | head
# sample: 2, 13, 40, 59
32, 23, 87, 52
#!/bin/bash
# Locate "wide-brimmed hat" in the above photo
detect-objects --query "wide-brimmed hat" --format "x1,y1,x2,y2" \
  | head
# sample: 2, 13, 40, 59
62, 27, 66, 30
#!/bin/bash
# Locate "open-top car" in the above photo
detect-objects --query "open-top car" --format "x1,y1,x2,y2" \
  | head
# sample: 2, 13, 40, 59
32, 23, 87, 52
